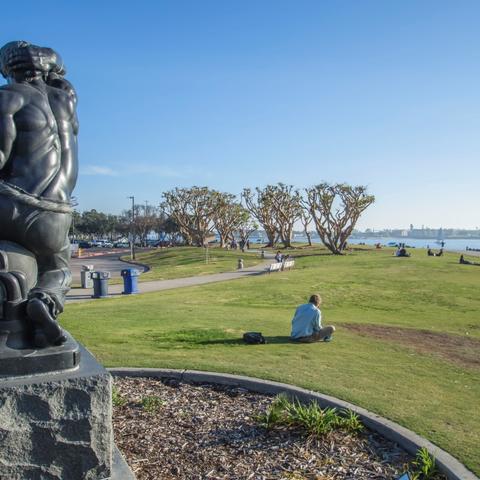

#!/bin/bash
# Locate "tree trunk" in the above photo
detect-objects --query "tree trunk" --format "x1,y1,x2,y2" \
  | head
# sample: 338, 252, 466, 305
305, 231, 312, 246
265, 228, 277, 248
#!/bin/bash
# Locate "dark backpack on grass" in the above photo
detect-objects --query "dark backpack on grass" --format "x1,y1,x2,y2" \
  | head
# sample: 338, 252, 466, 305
243, 332, 266, 344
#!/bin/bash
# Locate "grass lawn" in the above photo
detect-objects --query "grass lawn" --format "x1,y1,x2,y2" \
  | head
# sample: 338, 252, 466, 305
62, 247, 480, 475
122, 246, 264, 282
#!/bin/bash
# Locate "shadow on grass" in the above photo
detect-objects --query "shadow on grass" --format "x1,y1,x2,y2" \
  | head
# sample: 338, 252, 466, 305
148, 329, 297, 348
197, 335, 294, 346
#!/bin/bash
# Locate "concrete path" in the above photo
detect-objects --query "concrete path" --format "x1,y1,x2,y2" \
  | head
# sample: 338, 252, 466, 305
448, 249, 480, 257
70, 252, 149, 284
67, 252, 276, 303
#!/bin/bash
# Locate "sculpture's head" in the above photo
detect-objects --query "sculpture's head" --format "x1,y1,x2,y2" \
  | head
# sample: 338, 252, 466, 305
0, 41, 65, 83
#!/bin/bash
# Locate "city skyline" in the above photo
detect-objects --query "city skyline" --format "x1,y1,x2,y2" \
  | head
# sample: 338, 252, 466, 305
1, 1, 479, 230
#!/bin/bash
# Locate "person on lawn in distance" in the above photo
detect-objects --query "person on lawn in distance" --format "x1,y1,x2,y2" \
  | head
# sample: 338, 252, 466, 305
290, 294, 335, 343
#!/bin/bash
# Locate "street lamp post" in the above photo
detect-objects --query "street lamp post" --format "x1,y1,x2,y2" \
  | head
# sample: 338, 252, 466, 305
128, 195, 136, 260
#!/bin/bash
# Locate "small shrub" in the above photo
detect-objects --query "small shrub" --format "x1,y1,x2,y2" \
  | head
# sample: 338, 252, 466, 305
112, 386, 126, 407
340, 408, 364, 432
256, 394, 290, 428
256, 394, 363, 437
409, 447, 440, 480
141, 395, 165, 414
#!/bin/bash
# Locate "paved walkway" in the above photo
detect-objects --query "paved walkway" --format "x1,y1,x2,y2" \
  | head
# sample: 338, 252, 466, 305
67, 253, 275, 303
448, 249, 480, 257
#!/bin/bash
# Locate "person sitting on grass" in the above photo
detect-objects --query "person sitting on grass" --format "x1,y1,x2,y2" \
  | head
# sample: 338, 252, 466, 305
395, 246, 410, 257
459, 254, 480, 266
290, 294, 335, 343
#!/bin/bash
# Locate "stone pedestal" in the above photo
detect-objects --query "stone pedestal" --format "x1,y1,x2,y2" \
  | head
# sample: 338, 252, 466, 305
0, 344, 133, 479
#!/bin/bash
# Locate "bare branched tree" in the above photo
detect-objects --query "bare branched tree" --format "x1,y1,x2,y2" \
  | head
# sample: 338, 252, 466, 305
135, 204, 159, 246
269, 184, 302, 248
303, 183, 375, 254
162, 187, 217, 246
236, 216, 258, 247
242, 187, 279, 247
299, 209, 313, 246
211, 193, 249, 247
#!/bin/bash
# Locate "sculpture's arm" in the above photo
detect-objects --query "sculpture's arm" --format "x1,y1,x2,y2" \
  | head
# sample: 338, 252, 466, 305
46, 75, 79, 135
0, 90, 24, 171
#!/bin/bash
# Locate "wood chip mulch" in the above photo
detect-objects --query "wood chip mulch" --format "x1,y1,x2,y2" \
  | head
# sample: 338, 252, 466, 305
113, 377, 421, 479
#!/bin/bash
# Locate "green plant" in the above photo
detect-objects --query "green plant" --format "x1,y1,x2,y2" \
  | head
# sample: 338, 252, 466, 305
409, 447, 439, 480
141, 395, 165, 414
255, 393, 291, 428
340, 408, 364, 432
257, 395, 363, 437
112, 386, 126, 407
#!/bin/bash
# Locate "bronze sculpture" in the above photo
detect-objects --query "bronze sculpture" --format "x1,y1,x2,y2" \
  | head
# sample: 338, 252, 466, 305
0, 40, 78, 356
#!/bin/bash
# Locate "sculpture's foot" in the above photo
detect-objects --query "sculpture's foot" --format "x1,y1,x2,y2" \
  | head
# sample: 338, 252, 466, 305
33, 330, 48, 349
27, 298, 66, 347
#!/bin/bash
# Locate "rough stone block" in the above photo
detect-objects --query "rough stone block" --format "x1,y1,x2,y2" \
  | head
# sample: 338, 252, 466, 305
0, 345, 113, 479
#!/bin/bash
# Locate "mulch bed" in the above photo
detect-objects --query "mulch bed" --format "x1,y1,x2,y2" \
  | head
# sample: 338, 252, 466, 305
113, 377, 422, 479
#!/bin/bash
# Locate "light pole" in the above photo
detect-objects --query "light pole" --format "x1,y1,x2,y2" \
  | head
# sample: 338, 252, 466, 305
128, 195, 136, 260
144, 201, 149, 247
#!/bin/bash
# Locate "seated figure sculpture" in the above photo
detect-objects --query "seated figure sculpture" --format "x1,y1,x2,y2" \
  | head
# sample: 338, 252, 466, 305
0, 40, 78, 349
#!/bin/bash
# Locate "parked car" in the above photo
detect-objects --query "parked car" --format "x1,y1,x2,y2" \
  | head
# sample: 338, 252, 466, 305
77, 241, 92, 249
91, 239, 113, 248
114, 241, 130, 248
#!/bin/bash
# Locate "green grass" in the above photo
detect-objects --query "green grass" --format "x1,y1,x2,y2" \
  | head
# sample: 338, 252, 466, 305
62, 247, 480, 474
123, 246, 264, 282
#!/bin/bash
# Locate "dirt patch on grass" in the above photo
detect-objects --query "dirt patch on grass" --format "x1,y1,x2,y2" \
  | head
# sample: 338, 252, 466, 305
343, 323, 480, 369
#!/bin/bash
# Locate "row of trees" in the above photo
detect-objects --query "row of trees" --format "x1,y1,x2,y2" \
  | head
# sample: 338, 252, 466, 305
71, 206, 175, 247
72, 183, 375, 255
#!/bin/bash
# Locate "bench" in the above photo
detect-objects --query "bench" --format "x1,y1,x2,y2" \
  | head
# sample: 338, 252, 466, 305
283, 260, 295, 270
267, 262, 282, 273
267, 260, 295, 273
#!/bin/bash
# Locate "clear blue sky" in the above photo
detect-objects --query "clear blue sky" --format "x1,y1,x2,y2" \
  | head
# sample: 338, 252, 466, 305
1, 0, 479, 230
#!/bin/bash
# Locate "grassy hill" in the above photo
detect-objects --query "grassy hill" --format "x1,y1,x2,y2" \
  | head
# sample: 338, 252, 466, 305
62, 246, 480, 474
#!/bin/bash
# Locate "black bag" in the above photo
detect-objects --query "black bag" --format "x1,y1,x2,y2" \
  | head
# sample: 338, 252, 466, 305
243, 332, 266, 344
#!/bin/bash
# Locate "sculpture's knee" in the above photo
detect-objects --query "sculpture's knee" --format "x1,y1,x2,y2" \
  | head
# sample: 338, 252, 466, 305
24, 211, 71, 255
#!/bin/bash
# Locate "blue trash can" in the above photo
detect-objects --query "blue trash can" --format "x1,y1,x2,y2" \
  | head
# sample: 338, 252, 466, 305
121, 268, 140, 294
91, 271, 111, 298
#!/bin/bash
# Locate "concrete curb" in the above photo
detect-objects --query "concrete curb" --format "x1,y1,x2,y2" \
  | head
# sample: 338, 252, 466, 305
118, 256, 151, 274
109, 368, 478, 480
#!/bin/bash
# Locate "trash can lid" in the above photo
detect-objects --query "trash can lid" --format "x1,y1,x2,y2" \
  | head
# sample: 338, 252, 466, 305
121, 268, 140, 276
92, 271, 111, 279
